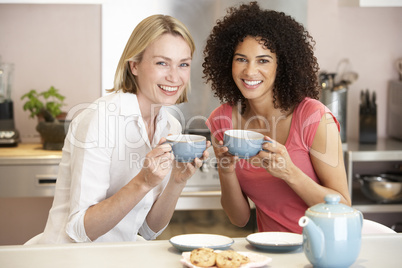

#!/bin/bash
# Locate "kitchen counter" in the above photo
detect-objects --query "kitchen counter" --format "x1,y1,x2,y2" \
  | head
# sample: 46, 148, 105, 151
0, 143, 222, 210
0, 143, 62, 165
0, 143, 61, 157
346, 138, 402, 162
0, 234, 401, 267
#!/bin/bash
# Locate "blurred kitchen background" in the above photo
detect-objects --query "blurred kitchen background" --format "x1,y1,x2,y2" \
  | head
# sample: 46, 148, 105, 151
0, 0, 401, 245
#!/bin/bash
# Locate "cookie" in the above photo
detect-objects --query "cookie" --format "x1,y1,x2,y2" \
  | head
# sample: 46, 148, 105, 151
216, 250, 242, 268
190, 248, 216, 267
239, 253, 250, 265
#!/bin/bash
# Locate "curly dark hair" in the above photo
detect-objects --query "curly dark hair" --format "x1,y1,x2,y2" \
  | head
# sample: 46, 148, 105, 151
202, 1, 320, 112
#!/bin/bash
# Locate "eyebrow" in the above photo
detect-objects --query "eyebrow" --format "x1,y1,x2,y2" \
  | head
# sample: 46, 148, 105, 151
234, 53, 273, 59
154, 55, 192, 62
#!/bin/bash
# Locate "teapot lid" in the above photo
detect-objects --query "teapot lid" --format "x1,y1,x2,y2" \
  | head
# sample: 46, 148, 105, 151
307, 194, 355, 214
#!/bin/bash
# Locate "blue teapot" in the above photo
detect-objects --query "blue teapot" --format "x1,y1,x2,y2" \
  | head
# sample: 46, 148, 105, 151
298, 194, 363, 268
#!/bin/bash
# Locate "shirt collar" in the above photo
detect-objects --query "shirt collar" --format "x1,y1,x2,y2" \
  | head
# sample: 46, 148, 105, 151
120, 92, 142, 117
119, 91, 170, 133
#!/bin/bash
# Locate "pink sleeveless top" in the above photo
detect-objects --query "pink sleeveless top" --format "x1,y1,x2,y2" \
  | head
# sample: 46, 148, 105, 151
206, 98, 340, 233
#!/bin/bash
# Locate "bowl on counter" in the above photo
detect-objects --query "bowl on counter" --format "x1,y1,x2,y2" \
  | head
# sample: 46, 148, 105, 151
356, 174, 402, 203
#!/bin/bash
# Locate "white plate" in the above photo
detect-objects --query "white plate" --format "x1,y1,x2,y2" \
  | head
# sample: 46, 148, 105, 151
169, 234, 234, 251
181, 250, 272, 268
246, 232, 303, 252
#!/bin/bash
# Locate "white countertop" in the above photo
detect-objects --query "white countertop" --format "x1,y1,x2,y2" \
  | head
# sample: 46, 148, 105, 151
0, 234, 401, 268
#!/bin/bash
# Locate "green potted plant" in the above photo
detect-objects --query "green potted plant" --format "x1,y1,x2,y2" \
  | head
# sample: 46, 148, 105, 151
21, 86, 69, 150
21, 86, 66, 120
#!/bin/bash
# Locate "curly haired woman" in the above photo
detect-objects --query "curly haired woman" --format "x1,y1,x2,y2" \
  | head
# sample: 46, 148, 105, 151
204, 2, 350, 233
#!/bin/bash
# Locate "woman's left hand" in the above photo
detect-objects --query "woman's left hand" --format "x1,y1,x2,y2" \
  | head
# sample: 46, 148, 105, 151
250, 137, 296, 181
171, 141, 211, 184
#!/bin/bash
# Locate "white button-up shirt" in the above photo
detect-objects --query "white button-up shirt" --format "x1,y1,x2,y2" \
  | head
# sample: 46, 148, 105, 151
39, 92, 182, 243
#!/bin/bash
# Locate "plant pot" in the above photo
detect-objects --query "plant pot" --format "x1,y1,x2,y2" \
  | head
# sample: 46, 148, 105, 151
36, 120, 70, 150
37, 111, 68, 123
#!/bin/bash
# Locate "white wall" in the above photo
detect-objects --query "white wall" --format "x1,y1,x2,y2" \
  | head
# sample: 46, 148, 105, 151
101, 0, 173, 95
307, 0, 402, 140
1, 0, 401, 142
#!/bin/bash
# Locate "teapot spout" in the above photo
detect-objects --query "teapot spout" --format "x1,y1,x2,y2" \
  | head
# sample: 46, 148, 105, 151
299, 216, 325, 260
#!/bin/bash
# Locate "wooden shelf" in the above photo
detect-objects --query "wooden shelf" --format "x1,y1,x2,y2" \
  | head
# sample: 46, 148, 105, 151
0, 143, 62, 158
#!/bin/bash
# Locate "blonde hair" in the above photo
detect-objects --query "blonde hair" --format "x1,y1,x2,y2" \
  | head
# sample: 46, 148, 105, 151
109, 14, 195, 104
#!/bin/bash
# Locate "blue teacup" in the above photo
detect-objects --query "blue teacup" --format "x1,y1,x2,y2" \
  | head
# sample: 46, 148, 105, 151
166, 134, 207, 162
223, 130, 270, 159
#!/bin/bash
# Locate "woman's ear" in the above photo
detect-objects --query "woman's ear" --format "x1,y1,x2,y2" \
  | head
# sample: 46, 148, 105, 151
129, 61, 138, 76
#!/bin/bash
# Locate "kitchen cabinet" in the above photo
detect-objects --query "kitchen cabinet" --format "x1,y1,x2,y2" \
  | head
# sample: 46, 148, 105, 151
0, 144, 61, 198
345, 139, 402, 223
339, 0, 402, 7
0, 144, 223, 207
0, 144, 61, 245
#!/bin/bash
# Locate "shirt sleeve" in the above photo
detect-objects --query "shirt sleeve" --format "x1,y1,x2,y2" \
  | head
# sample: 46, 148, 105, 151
138, 220, 168, 240
66, 208, 91, 242
296, 98, 340, 150
64, 108, 114, 242
206, 104, 233, 141
137, 110, 181, 241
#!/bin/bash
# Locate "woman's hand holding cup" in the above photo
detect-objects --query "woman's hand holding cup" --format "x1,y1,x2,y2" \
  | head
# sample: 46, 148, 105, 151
139, 137, 175, 189
214, 139, 239, 174
167, 134, 211, 184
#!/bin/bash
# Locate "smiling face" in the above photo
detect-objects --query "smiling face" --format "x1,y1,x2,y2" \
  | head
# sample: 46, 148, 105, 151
130, 33, 192, 108
232, 36, 277, 102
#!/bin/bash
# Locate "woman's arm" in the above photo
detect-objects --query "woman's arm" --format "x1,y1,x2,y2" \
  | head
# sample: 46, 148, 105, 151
259, 113, 350, 207
146, 142, 210, 233
83, 142, 174, 241
306, 113, 351, 205
212, 136, 251, 227
144, 169, 187, 233
286, 113, 350, 206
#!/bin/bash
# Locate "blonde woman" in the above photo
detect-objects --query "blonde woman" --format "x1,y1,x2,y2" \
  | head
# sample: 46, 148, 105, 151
38, 15, 208, 243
